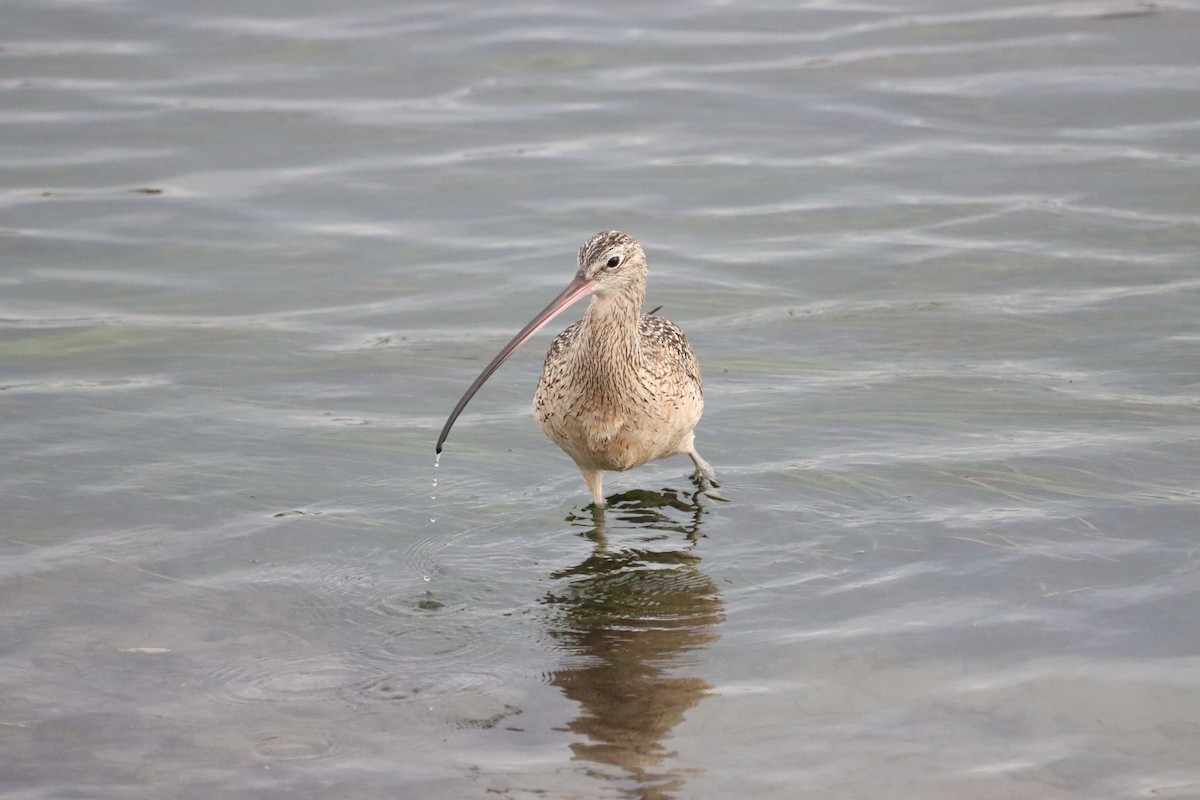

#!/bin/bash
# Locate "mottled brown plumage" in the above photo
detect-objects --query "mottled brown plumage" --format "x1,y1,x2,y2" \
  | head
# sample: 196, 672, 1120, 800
436, 230, 717, 507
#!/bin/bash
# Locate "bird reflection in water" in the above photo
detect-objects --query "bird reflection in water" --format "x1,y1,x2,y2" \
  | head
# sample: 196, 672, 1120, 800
543, 488, 724, 799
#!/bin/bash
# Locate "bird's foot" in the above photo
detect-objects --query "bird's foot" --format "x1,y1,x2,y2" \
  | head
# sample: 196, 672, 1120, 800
688, 450, 718, 488
691, 469, 727, 503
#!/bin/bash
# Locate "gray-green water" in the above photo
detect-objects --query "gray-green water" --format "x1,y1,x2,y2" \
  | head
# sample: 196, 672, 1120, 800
3, 1, 1199, 797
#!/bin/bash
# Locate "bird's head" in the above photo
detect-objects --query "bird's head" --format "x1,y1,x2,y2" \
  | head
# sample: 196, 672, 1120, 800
577, 230, 648, 298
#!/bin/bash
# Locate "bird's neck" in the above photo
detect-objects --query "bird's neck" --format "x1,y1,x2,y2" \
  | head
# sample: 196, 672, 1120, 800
575, 288, 644, 378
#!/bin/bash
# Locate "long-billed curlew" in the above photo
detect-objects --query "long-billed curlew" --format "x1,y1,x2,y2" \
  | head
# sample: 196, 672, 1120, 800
436, 230, 717, 507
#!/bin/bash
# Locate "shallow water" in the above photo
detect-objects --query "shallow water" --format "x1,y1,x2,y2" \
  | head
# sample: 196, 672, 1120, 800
3, 0, 1200, 797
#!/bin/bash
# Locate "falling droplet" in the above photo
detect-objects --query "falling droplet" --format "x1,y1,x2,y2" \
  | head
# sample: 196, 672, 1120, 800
431, 452, 441, 503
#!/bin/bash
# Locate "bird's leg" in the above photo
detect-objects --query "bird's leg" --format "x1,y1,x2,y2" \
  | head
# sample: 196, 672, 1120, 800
689, 449, 719, 491
580, 466, 607, 509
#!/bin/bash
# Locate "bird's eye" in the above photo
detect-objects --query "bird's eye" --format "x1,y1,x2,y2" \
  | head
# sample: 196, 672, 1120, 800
605, 255, 621, 270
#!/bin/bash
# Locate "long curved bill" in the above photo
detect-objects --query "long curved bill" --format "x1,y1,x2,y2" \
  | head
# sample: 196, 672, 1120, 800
436, 271, 597, 454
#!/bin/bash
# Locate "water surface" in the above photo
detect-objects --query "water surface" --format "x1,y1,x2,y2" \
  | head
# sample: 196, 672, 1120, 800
3, 1, 1199, 797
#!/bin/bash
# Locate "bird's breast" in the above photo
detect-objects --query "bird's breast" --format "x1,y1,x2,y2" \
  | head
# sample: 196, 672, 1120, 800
533, 372, 700, 472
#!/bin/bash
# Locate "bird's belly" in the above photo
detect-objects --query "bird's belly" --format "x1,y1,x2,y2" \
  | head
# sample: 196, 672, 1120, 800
534, 390, 699, 472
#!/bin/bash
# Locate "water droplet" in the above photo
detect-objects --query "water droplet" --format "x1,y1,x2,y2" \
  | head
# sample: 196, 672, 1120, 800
431, 455, 441, 504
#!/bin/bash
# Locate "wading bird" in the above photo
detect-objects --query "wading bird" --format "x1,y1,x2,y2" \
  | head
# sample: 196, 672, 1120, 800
436, 230, 717, 507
